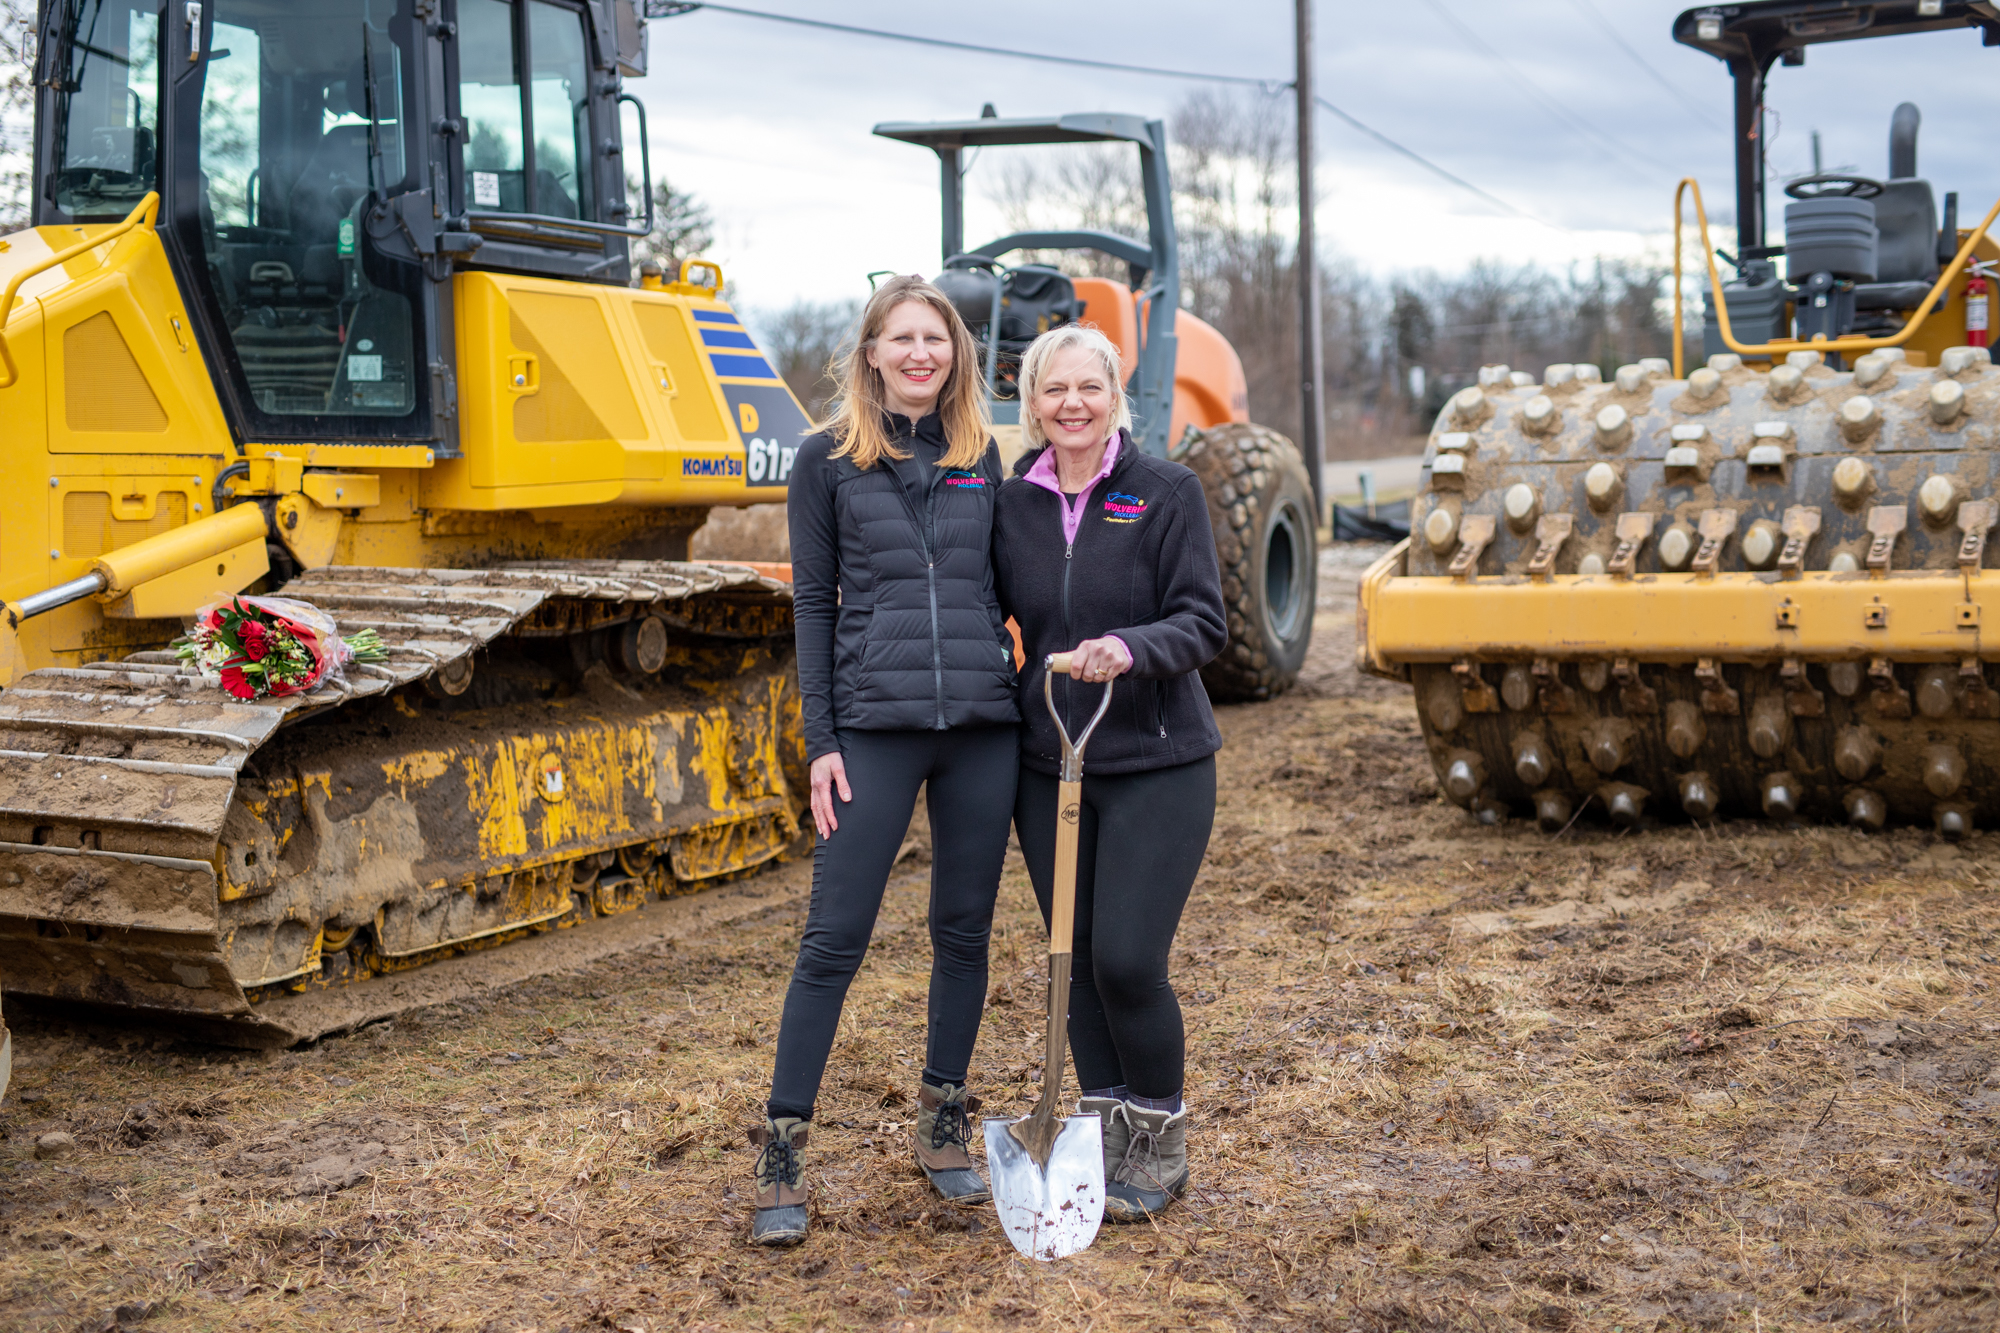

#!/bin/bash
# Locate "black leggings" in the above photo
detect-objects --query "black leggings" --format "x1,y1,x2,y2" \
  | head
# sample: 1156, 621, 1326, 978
1014, 755, 1216, 1100
767, 726, 1018, 1121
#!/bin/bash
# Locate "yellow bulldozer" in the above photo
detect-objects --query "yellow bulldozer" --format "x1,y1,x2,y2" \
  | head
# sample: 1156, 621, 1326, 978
0, 0, 820, 1045
1359, 0, 2000, 835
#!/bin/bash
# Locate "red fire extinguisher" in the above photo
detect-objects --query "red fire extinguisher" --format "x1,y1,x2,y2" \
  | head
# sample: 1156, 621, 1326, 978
1968, 264, 1993, 349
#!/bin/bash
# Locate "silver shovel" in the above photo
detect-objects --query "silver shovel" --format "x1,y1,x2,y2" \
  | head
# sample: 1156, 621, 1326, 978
985, 651, 1114, 1261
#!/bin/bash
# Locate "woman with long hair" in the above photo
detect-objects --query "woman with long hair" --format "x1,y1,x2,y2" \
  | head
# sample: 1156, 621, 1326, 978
749, 277, 1020, 1247
995, 324, 1228, 1222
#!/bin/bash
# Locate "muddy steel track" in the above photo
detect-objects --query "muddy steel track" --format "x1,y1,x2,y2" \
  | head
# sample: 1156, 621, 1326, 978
0, 560, 802, 1047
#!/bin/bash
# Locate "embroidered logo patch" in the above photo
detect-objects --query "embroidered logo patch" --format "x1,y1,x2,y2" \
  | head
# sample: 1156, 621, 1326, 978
1103, 491, 1147, 523
943, 469, 986, 489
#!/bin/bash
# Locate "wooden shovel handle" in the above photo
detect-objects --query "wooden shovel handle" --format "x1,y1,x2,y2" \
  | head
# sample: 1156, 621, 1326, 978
1050, 779, 1081, 954
1049, 651, 1075, 676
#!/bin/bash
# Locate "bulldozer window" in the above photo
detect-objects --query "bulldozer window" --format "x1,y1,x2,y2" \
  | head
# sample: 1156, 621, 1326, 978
458, 0, 595, 221
47, 0, 163, 220
191, 0, 418, 420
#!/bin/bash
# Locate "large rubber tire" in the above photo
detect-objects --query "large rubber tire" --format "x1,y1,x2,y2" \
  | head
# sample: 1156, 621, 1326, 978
1182, 422, 1318, 702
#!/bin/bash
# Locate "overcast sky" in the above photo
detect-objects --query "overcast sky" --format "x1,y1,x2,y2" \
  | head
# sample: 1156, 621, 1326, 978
626, 1, 2000, 312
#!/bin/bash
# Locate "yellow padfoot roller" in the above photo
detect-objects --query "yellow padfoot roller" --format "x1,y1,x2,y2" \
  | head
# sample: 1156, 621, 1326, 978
1361, 2, 2000, 838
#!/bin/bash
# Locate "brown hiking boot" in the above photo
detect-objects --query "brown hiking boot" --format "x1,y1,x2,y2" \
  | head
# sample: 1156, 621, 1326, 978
748, 1116, 809, 1246
1105, 1103, 1189, 1222
912, 1082, 989, 1203
1079, 1095, 1129, 1184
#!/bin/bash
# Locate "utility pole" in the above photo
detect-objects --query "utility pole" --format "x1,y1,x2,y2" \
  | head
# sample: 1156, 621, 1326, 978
1295, 0, 1325, 520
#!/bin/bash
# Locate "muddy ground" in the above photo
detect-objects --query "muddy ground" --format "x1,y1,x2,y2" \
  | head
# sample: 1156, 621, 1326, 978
5, 545, 2000, 1331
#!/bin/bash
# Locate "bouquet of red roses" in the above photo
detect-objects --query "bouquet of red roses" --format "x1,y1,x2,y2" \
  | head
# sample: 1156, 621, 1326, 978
174, 595, 387, 700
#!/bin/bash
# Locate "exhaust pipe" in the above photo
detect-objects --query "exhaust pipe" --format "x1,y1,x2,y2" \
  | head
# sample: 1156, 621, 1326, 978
1888, 101, 1920, 180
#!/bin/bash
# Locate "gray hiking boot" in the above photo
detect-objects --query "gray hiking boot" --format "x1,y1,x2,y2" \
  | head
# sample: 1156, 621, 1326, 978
1105, 1103, 1189, 1222
913, 1081, 989, 1203
748, 1116, 809, 1246
1079, 1095, 1130, 1185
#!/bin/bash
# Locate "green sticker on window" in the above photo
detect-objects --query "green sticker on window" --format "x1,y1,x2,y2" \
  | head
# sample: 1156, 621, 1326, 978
337, 218, 356, 257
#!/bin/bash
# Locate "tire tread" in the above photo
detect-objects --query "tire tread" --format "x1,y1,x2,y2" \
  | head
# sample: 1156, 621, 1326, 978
1181, 423, 1316, 702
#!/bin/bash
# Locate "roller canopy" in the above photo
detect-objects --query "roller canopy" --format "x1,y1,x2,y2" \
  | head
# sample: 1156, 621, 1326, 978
872, 114, 1158, 150
1673, 0, 2000, 62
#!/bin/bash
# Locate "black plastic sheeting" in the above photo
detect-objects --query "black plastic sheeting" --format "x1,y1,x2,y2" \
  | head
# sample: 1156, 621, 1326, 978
1330, 499, 1410, 543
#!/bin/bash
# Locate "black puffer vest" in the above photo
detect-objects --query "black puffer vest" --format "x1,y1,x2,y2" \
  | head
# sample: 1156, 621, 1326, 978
994, 436, 1228, 776
788, 413, 1019, 761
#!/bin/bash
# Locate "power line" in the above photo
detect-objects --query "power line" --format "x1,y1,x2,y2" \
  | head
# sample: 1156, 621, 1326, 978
644, 3, 1278, 88
1563, 0, 1723, 130
1314, 96, 1563, 231
1419, 0, 1670, 180
649, 2, 1560, 233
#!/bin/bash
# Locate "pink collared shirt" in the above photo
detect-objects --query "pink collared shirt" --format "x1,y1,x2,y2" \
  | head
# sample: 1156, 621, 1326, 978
1023, 433, 1121, 548
1022, 433, 1131, 668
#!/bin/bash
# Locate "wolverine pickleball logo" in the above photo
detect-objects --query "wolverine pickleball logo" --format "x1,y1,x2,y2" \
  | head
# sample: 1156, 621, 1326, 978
1061, 803, 1080, 825
1102, 490, 1147, 523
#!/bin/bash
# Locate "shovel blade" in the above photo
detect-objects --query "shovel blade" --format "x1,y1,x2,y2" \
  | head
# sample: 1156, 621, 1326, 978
983, 1114, 1105, 1261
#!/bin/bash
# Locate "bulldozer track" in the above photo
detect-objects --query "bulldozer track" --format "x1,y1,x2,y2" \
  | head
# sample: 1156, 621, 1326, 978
0, 560, 801, 1046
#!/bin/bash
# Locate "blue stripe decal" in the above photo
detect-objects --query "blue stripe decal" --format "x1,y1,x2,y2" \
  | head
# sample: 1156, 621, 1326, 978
693, 310, 740, 324
700, 329, 759, 350
708, 353, 778, 378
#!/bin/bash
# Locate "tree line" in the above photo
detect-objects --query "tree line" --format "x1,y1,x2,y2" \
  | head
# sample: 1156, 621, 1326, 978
0, 43, 1686, 460
733, 92, 1688, 459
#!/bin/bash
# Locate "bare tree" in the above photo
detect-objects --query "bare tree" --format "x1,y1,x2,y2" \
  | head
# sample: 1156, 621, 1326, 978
1400, 256, 1674, 408
754, 298, 859, 422
976, 92, 1392, 454
976, 89, 1683, 462
988, 142, 1145, 281
628, 175, 715, 279
0, 0, 36, 231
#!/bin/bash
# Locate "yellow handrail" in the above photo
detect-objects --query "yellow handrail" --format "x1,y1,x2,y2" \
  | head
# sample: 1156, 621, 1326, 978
1672, 176, 2000, 377
0, 191, 161, 389
675, 257, 723, 291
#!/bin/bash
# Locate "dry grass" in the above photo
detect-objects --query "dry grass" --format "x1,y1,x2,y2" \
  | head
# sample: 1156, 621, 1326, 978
4, 548, 2000, 1331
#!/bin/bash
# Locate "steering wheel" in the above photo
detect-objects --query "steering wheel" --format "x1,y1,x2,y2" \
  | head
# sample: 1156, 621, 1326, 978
1784, 173, 1884, 200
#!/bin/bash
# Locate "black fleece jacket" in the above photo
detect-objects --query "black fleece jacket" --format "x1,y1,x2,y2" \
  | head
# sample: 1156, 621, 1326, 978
994, 435, 1228, 776
788, 412, 1018, 763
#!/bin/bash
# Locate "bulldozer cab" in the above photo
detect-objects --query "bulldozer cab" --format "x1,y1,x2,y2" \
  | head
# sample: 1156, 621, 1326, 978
872, 113, 1184, 458
1675, 0, 2000, 360
33, 0, 654, 452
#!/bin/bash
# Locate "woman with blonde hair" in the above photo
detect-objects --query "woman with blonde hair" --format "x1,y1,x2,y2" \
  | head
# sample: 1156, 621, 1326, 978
748, 276, 1019, 1246
994, 323, 1227, 1222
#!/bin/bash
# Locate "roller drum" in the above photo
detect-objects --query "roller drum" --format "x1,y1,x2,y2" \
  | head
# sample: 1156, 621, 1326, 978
1400, 348, 2000, 830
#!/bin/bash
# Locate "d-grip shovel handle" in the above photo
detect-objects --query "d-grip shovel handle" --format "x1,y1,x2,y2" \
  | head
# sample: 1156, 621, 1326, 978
1044, 653, 1115, 781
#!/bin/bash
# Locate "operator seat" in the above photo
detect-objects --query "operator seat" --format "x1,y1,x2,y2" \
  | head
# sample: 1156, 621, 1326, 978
1859, 102, 1939, 311
288, 64, 375, 248
290, 126, 369, 239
